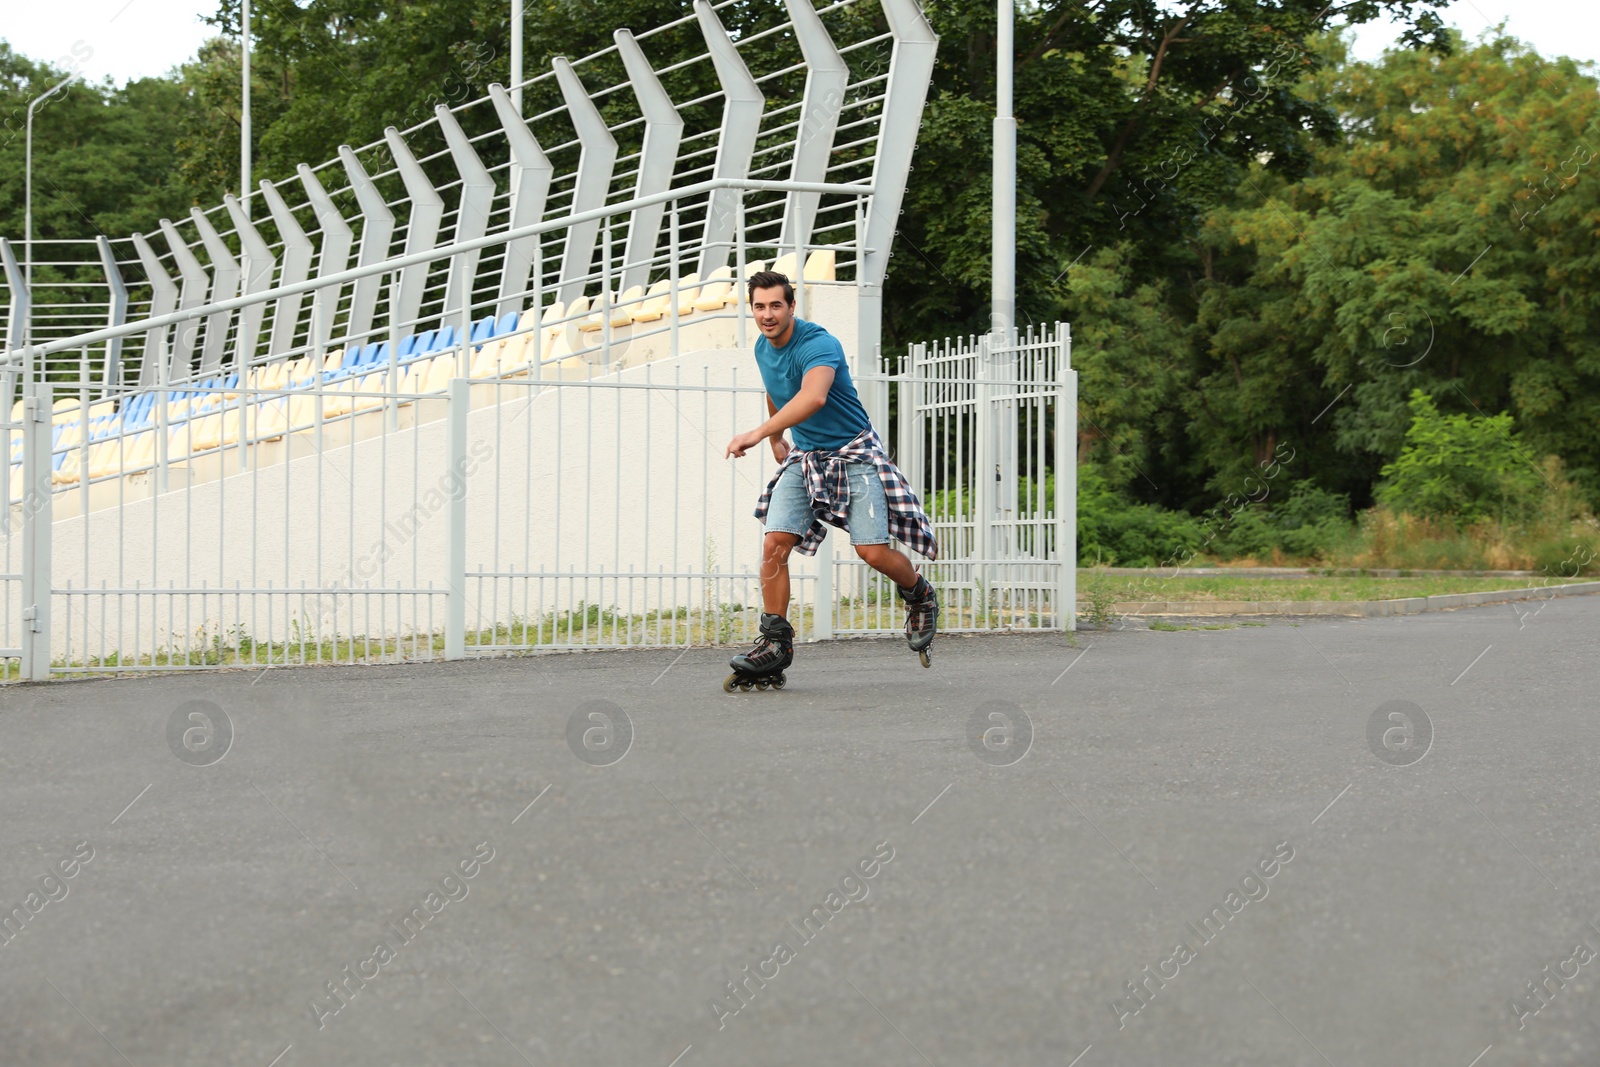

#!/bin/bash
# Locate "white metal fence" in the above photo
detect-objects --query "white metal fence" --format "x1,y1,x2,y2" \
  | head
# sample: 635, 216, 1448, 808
1, 319, 1074, 679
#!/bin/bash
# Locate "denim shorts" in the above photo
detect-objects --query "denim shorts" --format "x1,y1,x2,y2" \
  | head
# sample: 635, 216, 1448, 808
764, 461, 890, 545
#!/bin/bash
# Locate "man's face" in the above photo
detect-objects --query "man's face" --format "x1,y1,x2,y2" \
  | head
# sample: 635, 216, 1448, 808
750, 285, 795, 342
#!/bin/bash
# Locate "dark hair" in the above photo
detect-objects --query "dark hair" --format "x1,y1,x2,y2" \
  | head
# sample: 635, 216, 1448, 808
747, 270, 794, 305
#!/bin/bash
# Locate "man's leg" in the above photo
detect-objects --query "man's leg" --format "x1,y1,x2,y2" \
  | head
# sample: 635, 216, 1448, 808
854, 543, 918, 588
762, 531, 802, 616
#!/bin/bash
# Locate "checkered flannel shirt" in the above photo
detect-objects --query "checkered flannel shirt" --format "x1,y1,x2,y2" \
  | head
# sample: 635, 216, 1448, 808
753, 426, 939, 560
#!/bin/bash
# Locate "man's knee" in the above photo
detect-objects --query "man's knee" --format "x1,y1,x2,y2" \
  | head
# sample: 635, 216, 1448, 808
764, 533, 799, 561
854, 543, 891, 565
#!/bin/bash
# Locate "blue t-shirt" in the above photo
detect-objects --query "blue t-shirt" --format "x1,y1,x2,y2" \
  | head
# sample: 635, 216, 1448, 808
754, 318, 871, 451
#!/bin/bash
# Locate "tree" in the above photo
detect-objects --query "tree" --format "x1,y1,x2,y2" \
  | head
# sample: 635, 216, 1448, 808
1201, 29, 1600, 503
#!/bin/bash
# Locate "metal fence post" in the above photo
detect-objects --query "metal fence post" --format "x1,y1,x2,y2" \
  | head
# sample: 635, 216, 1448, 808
974, 335, 994, 622
813, 535, 833, 640
898, 343, 920, 476
444, 377, 469, 659
1062, 323, 1075, 627
20, 368, 52, 679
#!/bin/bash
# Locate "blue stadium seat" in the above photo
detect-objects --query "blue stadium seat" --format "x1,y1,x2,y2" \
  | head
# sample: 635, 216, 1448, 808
427, 325, 458, 352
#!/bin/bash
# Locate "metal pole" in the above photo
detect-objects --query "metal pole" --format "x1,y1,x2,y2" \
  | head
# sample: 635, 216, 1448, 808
241, 0, 252, 217
1056, 324, 1077, 630
992, 0, 1015, 341
24, 71, 80, 349
510, 0, 524, 115
735, 196, 747, 349
444, 377, 469, 658
20, 370, 52, 679
974, 335, 994, 624
814, 534, 833, 641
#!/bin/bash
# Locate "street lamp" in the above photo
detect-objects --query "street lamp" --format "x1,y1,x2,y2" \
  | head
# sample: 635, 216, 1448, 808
992, 0, 1015, 342
24, 69, 82, 349
242, 0, 251, 217
511, 0, 523, 115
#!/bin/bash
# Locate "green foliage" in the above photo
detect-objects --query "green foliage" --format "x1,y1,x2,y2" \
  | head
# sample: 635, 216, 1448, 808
0, 43, 207, 331
1376, 390, 1545, 523
1077, 464, 1201, 566
1076, 567, 1122, 629
1205, 480, 1353, 560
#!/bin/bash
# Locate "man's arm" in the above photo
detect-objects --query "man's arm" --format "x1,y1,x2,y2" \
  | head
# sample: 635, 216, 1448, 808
763, 366, 833, 436
765, 395, 791, 462
726, 367, 834, 458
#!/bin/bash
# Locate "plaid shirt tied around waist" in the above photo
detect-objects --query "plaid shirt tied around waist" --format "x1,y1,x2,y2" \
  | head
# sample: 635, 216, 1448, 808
753, 426, 939, 560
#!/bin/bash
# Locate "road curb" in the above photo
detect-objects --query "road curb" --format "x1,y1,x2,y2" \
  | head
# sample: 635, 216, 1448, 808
1109, 580, 1600, 618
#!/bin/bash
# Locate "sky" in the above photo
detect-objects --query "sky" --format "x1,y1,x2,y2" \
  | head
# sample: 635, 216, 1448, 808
1, 0, 1596, 87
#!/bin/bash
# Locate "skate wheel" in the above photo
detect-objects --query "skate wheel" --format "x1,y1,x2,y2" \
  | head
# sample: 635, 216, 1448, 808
919, 649, 931, 668
772, 675, 786, 689
723, 673, 739, 693
739, 679, 753, 691
755, 679, 769, 690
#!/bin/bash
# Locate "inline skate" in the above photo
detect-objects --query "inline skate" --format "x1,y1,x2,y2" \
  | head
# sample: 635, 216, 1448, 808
724, 613, 794, 692
898, 575, 939, 668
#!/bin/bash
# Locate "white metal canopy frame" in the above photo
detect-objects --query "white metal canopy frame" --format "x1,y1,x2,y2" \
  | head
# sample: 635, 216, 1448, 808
1, 0, 934, 387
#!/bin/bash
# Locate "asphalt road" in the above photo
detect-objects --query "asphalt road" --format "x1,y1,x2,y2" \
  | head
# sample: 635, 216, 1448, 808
1, 595, 1596, 1067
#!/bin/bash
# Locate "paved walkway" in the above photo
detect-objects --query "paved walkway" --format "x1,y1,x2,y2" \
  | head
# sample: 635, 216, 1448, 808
2, 595, 1595, 1066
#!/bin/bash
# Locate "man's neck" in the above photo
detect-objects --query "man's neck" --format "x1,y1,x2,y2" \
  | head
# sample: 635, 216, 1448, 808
769, 318, 798, 349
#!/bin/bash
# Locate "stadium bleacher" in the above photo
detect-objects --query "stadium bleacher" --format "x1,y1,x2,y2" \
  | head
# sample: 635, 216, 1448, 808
26, 250, 838, 497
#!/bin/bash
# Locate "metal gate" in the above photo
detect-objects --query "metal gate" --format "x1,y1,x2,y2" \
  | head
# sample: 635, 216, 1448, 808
833, 323, 1077, 635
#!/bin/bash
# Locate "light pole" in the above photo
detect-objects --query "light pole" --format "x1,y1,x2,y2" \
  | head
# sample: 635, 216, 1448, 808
24, 70, 81, 349
511, 0, 524, 115
992, 0, 1015, 341
241, 0, 252, 217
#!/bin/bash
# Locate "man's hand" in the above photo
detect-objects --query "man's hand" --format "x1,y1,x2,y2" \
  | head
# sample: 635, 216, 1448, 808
771, 436, 791, 464
725, 428, 768, 459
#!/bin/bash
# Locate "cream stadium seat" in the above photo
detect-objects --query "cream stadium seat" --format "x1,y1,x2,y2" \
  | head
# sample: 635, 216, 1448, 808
612, 285, 644, 327
559, 295, 592, 355
769, 252, 798, 280
395, 356, 432, 395
693, 266, 736, 312
578, 293, 614, 337
87, 436, 133, 481
672, 273, 701, 317
804, 248, 837, 281
254, 397, 289, 439
632, 280, 672, 323
51, 449, 81, 486
351, 371, 390, 412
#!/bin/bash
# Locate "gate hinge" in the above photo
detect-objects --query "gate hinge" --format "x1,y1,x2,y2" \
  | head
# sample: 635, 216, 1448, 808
21, 605, 40, 632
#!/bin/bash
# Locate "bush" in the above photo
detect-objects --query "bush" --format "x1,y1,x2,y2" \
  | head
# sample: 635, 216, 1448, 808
1078, 465, 1201, 566
1376, 390, 1546, 524
1198, 481, 1353, 562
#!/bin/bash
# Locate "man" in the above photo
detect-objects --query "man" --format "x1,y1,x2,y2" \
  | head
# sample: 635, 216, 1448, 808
721, 270, 939, 691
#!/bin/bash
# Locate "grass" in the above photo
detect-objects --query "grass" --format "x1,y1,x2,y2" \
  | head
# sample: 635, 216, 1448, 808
1079, 573, 1590, 605
11, 589, 1070, 681
1148, 620, 1238, 631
